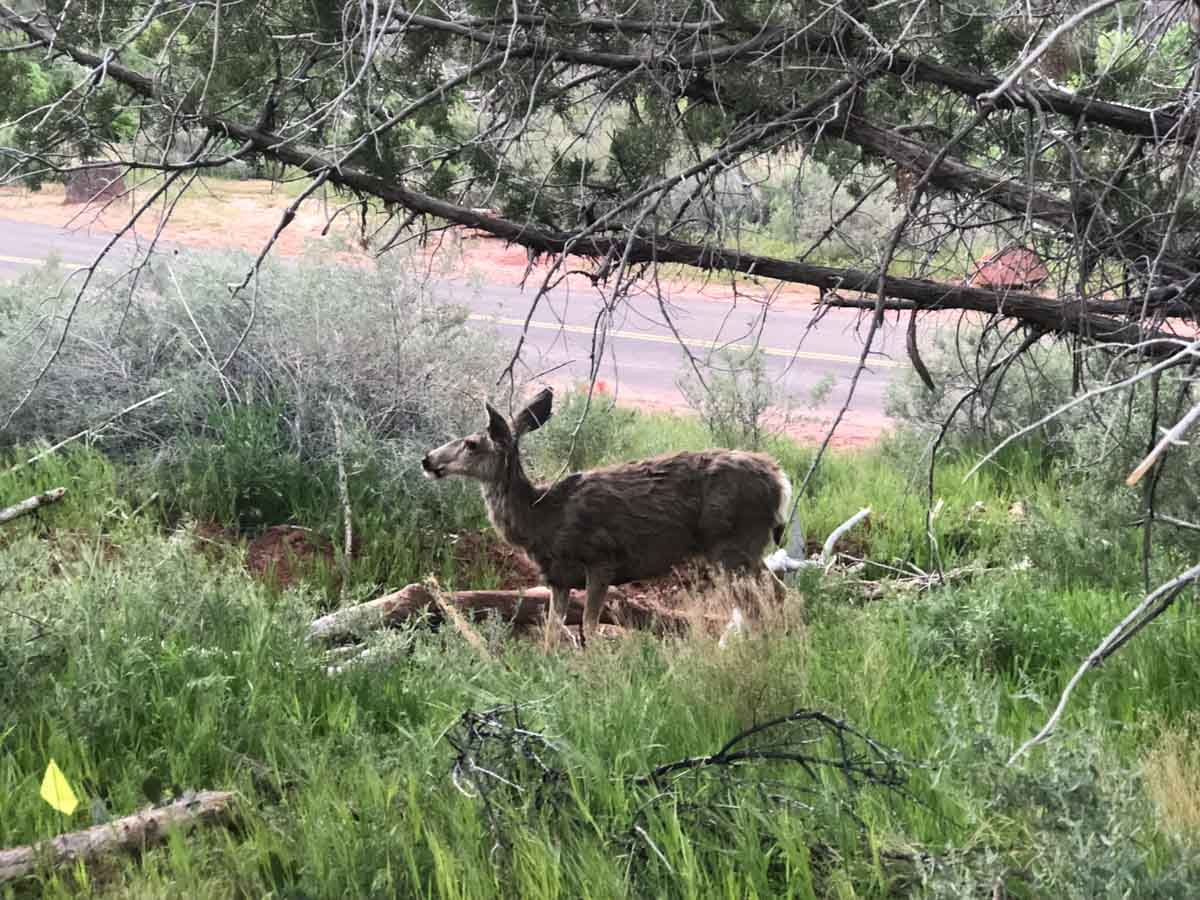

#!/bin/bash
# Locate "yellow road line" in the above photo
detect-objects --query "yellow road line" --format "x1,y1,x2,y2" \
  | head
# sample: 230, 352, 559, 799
468, 313, 905, 369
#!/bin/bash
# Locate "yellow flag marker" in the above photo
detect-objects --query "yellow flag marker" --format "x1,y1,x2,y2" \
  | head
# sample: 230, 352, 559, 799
40, 760, 79, 815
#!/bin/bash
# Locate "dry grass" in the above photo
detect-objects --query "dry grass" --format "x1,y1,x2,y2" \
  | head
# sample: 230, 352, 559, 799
1143, 718, 1200, 839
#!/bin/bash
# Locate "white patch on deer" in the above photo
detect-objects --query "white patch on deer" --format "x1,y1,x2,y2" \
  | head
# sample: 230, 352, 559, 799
776, 471, 793, 528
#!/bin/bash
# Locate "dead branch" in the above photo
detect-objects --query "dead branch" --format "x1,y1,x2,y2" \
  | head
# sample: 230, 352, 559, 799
328, 403, 353, 605
1009, 561, 1200, 764
306, 583, 693, 645
766, 506, 872, 574
0, 790, 237, 884
445, 703, 913, 846
0, 487, 66, 526
1125, 400, 1200, 487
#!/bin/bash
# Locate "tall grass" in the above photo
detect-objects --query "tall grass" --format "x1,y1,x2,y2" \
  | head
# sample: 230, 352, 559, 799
3, 400, 1198, 896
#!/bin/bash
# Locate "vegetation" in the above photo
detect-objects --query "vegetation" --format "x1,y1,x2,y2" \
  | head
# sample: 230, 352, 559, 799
1, 249, 1199, 895
3, 2, 1200, 891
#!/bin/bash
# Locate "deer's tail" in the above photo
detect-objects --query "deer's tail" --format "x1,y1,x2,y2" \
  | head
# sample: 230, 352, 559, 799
773, 471, 793, 547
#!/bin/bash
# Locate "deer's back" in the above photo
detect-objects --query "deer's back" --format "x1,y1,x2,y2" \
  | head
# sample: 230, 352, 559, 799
526, 450, 785, 588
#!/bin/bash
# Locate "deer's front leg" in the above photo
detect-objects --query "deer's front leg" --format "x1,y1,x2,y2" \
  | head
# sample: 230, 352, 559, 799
544, 585, 570, 651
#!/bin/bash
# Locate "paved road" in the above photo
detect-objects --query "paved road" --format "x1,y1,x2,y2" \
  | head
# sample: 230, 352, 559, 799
0, 218, 909, 434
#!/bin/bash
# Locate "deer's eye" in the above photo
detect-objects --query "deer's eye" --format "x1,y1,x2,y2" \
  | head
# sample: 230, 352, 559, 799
464, 439, 479, 451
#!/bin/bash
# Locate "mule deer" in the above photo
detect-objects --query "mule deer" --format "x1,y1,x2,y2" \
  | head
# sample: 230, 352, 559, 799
421, 388, 792, 647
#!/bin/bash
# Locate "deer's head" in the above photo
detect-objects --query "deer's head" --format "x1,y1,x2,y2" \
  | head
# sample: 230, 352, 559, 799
421, 388, 554, 482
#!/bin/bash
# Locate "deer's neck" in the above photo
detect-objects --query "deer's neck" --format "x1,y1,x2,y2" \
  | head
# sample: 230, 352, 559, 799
480, 453, 541, 548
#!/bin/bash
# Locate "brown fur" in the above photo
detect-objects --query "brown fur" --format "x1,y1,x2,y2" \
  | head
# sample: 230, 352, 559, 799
422, 389, 790, 647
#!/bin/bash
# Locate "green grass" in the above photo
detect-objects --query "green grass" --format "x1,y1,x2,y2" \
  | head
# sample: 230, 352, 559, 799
2, 404, 1199, 897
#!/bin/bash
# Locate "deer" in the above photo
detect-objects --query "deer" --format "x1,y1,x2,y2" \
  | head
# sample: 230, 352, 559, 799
421, 388, 792, 648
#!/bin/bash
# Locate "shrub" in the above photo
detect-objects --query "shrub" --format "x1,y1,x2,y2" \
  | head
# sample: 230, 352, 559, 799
885, 319, 1200, 561
0, 251, 510, 582
0, 251, 503, 457
530, 383, 637, 473
677, 347, 784, 450
885, 319, 1077, 456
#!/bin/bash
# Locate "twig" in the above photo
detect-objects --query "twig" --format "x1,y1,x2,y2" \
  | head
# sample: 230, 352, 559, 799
425, 576, 495, 663
328, 402, 353, 605
0, 488, 66, 525
1009, 562, 1200, 764
4, 389, 174, 475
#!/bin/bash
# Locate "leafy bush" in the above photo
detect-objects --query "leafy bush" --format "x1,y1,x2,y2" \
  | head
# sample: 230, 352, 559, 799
0, 252, 509, 582
885, 320, 1077, 456
0, 251, 501, 457
678, 347, 779, 449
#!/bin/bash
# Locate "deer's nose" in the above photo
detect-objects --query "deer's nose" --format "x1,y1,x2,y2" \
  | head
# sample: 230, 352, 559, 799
421, 455, 433, 472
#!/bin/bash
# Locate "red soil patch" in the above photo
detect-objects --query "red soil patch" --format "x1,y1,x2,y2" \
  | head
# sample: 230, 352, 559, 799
188, 521, 347, 589
450, 530, 543, 590
245, 525, 338, 589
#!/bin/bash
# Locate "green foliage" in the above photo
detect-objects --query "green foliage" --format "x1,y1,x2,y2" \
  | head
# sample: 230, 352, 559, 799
677, 347, 777, 450
530, 386, 637, 474
168, 400, 321, 529
3, 405, 1200, 896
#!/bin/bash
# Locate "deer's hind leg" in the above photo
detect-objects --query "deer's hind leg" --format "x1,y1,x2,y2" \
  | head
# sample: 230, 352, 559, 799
581, 569, 613, 648
543, 585, 571, 651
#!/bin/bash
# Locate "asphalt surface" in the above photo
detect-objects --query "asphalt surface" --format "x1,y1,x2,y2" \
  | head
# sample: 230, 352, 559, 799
0, 218, 909, 431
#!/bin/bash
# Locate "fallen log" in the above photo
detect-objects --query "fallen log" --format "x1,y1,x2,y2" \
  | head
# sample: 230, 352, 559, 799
307, 583, 695, 644
0, 488, 66, 526
0, 790, 237, 884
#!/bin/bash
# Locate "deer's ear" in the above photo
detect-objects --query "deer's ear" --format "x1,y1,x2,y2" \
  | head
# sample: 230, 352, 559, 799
485, 402, 512, 444
514, 388, 554, 437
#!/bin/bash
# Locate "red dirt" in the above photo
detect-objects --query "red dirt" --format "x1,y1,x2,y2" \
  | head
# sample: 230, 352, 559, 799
245, 525, 339, 589
450, 530, 543, 590
447, 527, 779, 618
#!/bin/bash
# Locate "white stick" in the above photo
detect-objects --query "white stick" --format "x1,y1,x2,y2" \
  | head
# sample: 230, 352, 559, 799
5, 389, 174, 475
821, 507, 871, 564
1008, 561, 1200, 765
1125, 401, 1200, 487
0, 487, 66, 525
